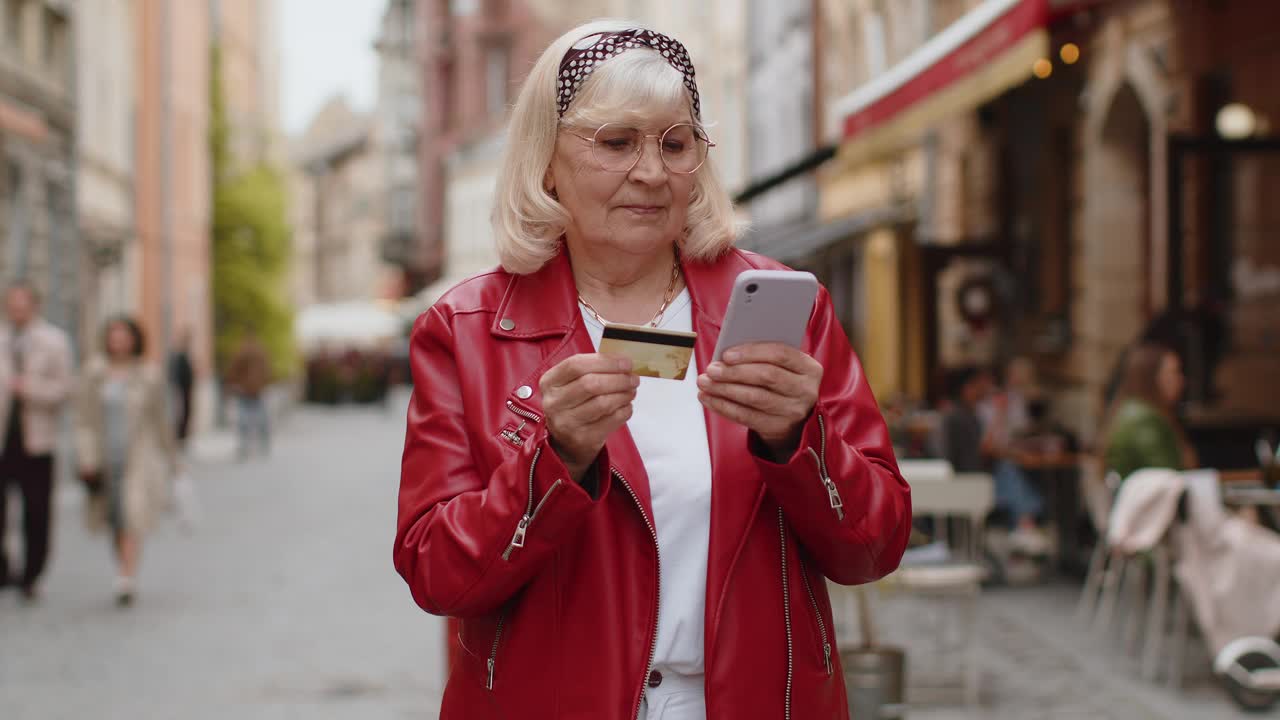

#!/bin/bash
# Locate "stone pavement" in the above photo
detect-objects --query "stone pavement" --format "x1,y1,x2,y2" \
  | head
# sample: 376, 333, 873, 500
860, 583, 1255, 720
0, 391, 444, 720
0, 389, 1261, 719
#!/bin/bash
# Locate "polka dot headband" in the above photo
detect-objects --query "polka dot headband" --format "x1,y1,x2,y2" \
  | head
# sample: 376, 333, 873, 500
557, 29, 702, 120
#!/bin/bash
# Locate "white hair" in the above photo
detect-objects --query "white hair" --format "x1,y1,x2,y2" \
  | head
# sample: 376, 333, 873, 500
491, 19, 741, 275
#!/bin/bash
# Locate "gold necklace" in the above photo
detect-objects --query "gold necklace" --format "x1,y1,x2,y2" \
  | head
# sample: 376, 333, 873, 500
578, 254, 682, 328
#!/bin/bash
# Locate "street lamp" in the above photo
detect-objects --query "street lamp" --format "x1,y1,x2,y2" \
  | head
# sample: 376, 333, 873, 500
1216, 103, 1258, 140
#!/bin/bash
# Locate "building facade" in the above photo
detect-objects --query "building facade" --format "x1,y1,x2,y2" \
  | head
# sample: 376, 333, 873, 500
213, 0, 282, 168
133, 0, 211, 386
291, 97, 391, 307
0, 0, 77, 342
374, 0, 421, 299
782, 0, 1280, 453
76, 0, 136, 355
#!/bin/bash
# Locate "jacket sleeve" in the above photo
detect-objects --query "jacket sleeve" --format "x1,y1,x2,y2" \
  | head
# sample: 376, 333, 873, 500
23, 330, 73, 409
750, 286, 912, 585
394, 306, 613, 618
75, 370, 101, 473
145, 368, 179, 472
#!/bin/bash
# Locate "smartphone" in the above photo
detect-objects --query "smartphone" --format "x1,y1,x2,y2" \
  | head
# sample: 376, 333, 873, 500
712, 269, 819, 362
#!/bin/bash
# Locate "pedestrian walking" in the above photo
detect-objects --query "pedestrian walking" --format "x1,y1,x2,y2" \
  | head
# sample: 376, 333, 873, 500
0, 282, 73, 603
75, 317, 178, 606
393, 20, 912, 720
226, 329, 271, 460
167, 329, 201, 530
168, 329, 196, 449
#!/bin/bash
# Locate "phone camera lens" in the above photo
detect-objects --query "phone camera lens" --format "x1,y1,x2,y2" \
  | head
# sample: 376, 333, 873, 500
745, 283, 758, 294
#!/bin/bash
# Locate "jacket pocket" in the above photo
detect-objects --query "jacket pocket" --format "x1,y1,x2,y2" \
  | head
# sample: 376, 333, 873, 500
797, 555, 834, 676
485, 604, 513, 691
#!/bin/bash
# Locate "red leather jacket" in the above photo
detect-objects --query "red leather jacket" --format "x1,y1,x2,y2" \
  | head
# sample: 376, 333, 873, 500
395, 248, 912, 719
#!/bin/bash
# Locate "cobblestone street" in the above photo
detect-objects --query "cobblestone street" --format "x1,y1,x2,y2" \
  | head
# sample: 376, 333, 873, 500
0, 394, 444, 720
0, 392, 1257, 719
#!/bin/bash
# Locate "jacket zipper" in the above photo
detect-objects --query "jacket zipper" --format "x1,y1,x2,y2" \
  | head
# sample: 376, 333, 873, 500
501, 401, 543, 447
503, 476, 563, 561
778, 508, 794, 720
486, 608, 508, 690
613, 467, 660, 720
806, 413, 844, 520
798, 556, 834, 676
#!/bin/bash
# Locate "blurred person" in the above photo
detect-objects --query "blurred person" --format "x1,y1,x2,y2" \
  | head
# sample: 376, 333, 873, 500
226, 328, 271, 459
0, 283, 73, 602
394, 20, 911, 720
941, 366, 1047, 555
1102, 343, 1197, 481
979, 357, 1049, 554
168, 329, 196, 449
980, 356, 1037, 447
76, 317, 178, 606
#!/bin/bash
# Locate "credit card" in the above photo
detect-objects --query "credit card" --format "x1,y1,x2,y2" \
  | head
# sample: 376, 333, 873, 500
599, 323, 697, 380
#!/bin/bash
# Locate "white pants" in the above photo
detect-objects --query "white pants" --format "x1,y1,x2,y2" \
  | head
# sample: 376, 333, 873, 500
639, 668, 705, 720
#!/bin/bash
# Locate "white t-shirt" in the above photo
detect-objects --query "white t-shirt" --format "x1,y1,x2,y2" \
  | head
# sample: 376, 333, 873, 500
581, 289, 713, 675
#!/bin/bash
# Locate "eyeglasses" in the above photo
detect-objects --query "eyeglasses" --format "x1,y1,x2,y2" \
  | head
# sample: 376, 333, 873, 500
565, 122, 714, 175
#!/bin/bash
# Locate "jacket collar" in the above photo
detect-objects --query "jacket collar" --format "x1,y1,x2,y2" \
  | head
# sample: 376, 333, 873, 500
491, 250, 580, 340
491, 245, 743, 339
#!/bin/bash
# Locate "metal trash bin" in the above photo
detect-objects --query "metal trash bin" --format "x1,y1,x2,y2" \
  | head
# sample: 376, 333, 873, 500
843, 646, 907, 719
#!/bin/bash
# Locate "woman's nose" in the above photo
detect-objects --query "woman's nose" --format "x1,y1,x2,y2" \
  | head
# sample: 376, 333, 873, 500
628, 139, 667, 182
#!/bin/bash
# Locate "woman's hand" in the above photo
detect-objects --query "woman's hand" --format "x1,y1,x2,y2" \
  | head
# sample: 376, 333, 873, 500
540, 354, 639, 482
697, 343, 823, 460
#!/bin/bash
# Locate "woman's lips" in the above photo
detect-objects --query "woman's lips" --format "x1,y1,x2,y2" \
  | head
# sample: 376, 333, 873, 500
620, 205, 664, 215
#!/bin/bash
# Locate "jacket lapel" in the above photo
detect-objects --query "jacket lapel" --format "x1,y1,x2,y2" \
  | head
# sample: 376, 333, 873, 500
495, 248, 768, 631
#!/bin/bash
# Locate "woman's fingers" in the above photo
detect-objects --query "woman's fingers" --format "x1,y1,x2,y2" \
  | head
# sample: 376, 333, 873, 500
697, 376, 786, 415
567, 389, 637, 426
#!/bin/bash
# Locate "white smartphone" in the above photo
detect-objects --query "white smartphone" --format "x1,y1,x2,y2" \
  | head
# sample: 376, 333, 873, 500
712, 269, 819, 362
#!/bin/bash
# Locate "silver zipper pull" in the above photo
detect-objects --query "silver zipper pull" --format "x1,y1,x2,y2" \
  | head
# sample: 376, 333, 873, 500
824, 479, 845, 519
502, 516, 531, 560
486, 658, 495, 690
823, 643, 833, 676
510, 516, 531, 548
500, 428, 524, 447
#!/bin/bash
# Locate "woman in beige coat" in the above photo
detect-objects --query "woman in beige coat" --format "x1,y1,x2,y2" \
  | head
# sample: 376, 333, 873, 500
76, 317, 177, 606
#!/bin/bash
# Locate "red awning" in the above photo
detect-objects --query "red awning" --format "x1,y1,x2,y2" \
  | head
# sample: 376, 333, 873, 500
832, 0, 1103, 164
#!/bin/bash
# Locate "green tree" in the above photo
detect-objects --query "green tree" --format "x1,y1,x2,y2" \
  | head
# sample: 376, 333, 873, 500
210, 44, 296, 380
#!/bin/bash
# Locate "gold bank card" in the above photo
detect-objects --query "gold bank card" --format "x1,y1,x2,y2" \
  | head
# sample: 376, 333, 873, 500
599, 323, 697, 381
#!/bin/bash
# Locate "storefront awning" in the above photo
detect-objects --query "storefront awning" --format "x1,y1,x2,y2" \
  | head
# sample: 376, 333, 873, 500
737, 205, 914, 264
832, 0, 1105, 166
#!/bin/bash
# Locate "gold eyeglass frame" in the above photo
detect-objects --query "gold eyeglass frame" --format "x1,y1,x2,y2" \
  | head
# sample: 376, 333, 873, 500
564, 122, 715, 175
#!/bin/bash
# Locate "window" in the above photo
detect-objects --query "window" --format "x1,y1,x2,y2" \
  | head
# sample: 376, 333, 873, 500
6, 158, 29, 278
5, 0, 23, 50
485, 44, 509, 118
390, 186, 415, 233
42, 6, 68, 77
449, 0, 476, 16
45, 181, 67, 326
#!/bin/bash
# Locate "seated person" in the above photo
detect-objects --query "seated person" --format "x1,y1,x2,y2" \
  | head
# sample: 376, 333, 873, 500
1102, 343, 1198, 481
942, 365, 1048, 555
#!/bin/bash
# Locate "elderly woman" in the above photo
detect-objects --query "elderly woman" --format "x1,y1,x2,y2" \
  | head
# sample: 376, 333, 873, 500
394, 20, 911, 720
77, 317, 178, 606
